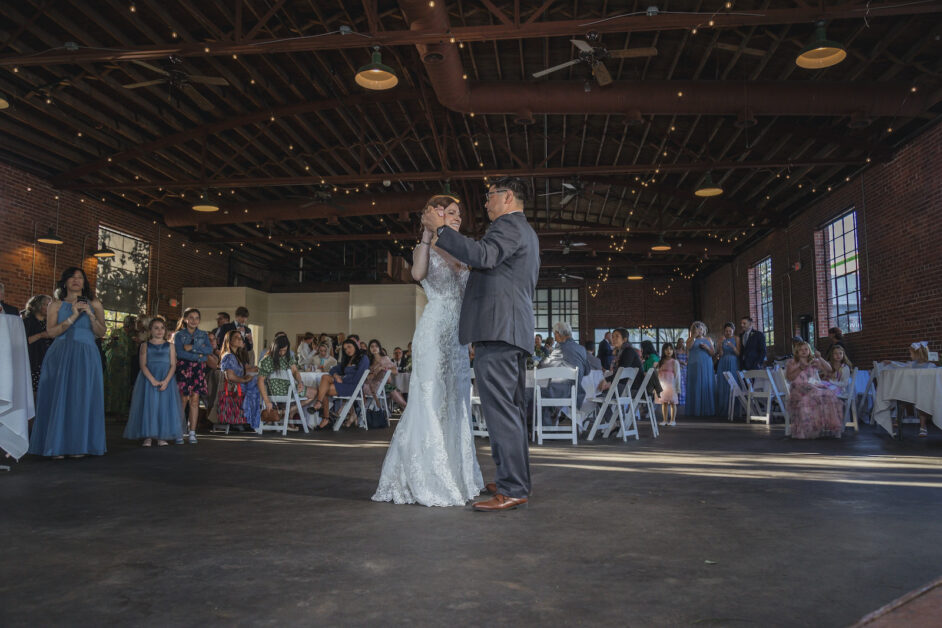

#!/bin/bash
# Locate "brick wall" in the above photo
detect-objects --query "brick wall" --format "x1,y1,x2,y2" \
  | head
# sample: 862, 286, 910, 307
0, 163, 230, 321
699, 121, 942, 365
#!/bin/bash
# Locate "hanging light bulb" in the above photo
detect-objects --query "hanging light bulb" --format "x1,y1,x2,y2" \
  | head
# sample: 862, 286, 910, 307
694, 172, 724, 197
36, 228, 64, 245
93, 243, 116, 258
796, 21, 846, 69
0, 92, 10, 110
355, 46, 399, 90
650, 235, 672, 252
627, 266, 644, 281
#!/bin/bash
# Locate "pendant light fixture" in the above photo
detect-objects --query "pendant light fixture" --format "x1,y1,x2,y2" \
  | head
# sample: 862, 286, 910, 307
795, 21, 847, 69
37, 197, 64, 244
440, 181, 461, 203
0, 92, 10, 110
627, 266, 644, 280
93, 244, 116, 258
695, 172, 724, 197
650, 235, 672, 252
192, 190, 220, 212
355, 46, 399, 91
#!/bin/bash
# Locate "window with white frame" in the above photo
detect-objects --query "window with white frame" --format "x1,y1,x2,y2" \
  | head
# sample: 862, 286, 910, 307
96, 227, 150, 335
534, 288, 580, 341
749, 256, 774, 347
824, 210, 862, 333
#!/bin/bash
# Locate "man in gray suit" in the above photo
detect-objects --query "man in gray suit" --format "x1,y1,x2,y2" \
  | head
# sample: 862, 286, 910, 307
538, 322, 590, 426
423, 176, 540, 512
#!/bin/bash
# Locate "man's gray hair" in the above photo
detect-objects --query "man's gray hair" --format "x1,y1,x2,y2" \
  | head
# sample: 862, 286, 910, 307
553, 321, 573, 338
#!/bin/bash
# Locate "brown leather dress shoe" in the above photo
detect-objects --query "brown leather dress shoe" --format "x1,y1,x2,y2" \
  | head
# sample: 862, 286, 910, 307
483, 482, 497, 495
473, 494, 528, 512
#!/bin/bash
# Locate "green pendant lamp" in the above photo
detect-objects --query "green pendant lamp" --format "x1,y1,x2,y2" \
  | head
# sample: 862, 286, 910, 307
796, 21, 846, 69
695, 172, 724, 197
355, 46, 399, 91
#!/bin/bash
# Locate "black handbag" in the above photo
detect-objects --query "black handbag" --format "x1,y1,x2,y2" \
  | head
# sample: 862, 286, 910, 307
366, 408, 388, 429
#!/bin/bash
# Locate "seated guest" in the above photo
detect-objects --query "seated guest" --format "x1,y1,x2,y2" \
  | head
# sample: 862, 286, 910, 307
402, 341, 413, 371
318, 333, 334, 357
825, 345, 853, 391
583, 340, 603, 371
882, 342, 936, 437
597, 328, 644, 396
392, 346, 407, 371
297, 332, 317, 370
258, 331, 295, 362
822, 327, 846, 361
258, 336, 309, 429
22, 294, 53, 398
785, 341, 843, 439
212, 312, 230, 349
543, 336, 555, 354
537, 322, 590, 425
363, 339, 408, 413
533, 334, 548, 360
219, 329, 261, 431
308, 338, 370, 429
311, 342, 338, 373
640, 340, 659, 372
0, 281, 18, 314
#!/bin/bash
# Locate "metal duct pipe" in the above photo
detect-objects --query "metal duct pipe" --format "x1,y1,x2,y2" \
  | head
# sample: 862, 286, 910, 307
163, 191, 431, 227
398, 0, 935, 118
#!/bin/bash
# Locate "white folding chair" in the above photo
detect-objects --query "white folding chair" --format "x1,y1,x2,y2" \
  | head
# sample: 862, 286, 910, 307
469, 368, 488, 438
585, 367, 639, 441
258, 371, 310, 436
723, 371, 749, 422
533, 366, 580, 445
770, 367, 791, 435
837, 366, 860, 432
625, 369, 659, 438
332, 368, 371, 431
743, 369, 775, 427
366, 369, 392, 419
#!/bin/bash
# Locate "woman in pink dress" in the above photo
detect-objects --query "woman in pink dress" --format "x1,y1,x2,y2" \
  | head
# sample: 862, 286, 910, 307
363, 339, 408, 411
655, 343, 681, 426
785, 341, 844, 439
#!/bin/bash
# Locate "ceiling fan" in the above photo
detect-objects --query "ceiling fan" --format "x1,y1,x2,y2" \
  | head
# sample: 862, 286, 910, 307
557, 269, 585, 282
559, 237, 588, 255
122, 57, 228, 111
532, 32, 657, 86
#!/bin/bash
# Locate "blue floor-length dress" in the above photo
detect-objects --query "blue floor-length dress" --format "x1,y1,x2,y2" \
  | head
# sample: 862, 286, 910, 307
715, 337, 739, 416
124, 341, 184, 441
685, 338, 716, 417
29, 302, 107, 456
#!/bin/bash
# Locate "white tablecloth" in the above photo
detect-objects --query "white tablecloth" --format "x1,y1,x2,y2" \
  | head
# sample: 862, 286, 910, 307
0, 315, 34, 460
872, 367, 942, 435
393, 372, 411, 394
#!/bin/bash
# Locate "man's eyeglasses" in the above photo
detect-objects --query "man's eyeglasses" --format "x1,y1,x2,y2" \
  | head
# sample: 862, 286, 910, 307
485, 189, 509, 198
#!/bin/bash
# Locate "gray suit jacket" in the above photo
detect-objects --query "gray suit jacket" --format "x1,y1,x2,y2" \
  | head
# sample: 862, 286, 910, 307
435, 212, 540, 352
538, 338, 590, 407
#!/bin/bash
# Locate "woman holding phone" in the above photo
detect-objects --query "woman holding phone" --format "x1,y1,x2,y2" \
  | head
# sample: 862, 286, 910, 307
28, 267, 108, 458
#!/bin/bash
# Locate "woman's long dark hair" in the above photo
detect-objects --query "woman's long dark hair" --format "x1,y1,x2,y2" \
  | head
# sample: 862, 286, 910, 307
338, 338, 364, 371
221, 329, 248, 369
641, 340, 656, 359
268, 335, 292, 371
367, 338, 387, 365
55, 267, 93, 300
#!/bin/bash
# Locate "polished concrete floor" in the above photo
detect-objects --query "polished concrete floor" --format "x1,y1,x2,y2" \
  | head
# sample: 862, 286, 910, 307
2, 417, 941, 627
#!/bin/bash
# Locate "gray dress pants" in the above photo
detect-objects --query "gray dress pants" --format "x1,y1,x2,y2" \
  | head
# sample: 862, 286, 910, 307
473, 341, 531, 498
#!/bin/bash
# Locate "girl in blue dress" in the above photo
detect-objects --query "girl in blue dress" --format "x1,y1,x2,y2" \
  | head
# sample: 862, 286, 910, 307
124, 316, 183, 446
685, 321, 716, 417
714, 322, 741, 417
219, 330, 261, 430
29, 267, 107, 458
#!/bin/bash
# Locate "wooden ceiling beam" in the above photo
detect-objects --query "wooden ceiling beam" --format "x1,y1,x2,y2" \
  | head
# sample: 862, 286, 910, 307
6, 2, 942, 66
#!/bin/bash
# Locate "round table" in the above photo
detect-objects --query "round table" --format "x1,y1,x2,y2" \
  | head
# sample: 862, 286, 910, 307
393, 372, 411, 394
0, 314, 34, 460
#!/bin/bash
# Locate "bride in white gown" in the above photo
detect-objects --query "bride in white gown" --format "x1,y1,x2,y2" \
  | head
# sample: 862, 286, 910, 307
372, 196, 484, 506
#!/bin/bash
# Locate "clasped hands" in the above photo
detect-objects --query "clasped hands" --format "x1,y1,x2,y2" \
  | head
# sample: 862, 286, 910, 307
420, 205, 447, 233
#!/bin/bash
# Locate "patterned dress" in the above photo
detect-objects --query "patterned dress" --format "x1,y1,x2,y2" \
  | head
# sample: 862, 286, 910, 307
676, 348, 688, 406
786, 363, 844, 439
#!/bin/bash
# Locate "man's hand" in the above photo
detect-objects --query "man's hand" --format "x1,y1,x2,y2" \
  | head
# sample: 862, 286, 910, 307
420, 207, 446, 232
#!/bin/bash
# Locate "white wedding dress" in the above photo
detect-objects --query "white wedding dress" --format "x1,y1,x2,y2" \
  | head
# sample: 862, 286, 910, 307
372, 248, 484, 506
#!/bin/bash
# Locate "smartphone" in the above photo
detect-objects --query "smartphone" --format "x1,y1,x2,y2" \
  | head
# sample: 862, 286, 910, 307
76, 296, 89, 304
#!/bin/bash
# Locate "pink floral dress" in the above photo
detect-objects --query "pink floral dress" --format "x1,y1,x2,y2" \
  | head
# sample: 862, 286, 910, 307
655, 358, 679, 404
787, 363, 844, 439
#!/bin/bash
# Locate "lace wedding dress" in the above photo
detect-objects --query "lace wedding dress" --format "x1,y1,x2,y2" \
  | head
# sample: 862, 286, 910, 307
372, 248, 484, 506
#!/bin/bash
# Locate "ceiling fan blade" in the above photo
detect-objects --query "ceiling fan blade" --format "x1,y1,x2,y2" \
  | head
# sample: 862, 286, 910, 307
537, 191, 564, 197
187, 74, 230, 86
593, 62, 613, 86
559, 193, 577, 206
561, 182, 577, 190
123, 79, 165, 89
131, 60, 169, 75
608, 47, 658, 59
182, 84, 215, 111
571, 242, 587, 247
532, 58, 581, 78
570, 39, 594, 52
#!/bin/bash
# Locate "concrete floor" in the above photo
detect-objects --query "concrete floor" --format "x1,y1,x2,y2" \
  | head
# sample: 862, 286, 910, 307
2, 418, 941, 627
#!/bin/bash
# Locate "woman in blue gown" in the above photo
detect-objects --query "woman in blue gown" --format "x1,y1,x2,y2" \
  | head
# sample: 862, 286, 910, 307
714, 322, 741, 416
29, 267, 107, 458
124, 316, 183, 446
685, 321, 716, 417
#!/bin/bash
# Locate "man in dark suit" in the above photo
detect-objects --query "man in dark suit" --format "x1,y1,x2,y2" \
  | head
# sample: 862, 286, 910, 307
739, 316, 767, 370
215, 306, 254, 356
427, 176, 540, 512
597, 331, 614, 370
0, 282, 19, 315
